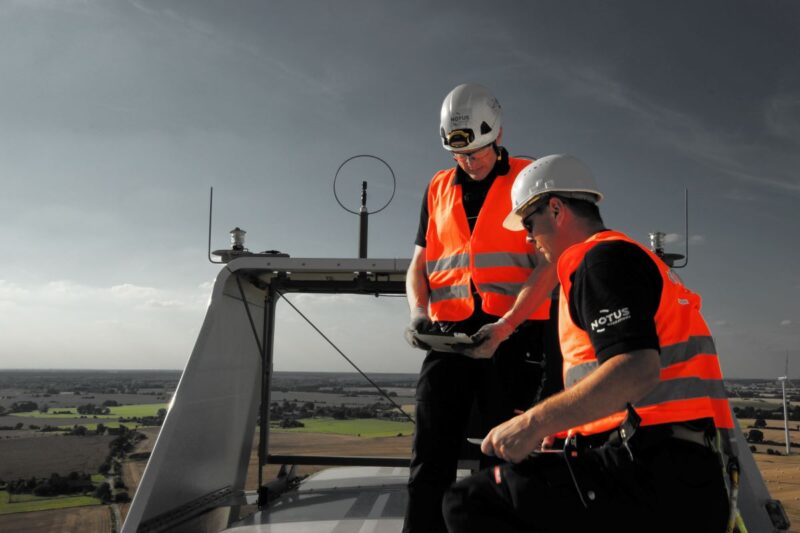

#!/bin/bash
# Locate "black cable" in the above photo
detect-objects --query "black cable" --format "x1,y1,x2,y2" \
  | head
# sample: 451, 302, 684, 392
276, 290, 415, 424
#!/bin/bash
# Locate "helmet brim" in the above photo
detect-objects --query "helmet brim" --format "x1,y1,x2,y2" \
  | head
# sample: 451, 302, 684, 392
502, 189, 604, 232
502, 190, 548, 232
502, 209, 525, 231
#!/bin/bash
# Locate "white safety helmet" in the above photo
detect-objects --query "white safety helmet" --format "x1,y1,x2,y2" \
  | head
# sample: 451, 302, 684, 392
440, 84, 502, 151
503, 154, 603, 230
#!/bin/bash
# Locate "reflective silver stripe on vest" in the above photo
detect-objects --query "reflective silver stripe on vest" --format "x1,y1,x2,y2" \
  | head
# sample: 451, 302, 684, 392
427, 253, 470, 274
565, 361, 598, 388
564, 335, 718, 388
637, 377, 728, 407
660, 336, 717, 366
473, 252, 535, 269
429, 284, 470, 303
476, 282, 523, 297
567, 371, 725, 406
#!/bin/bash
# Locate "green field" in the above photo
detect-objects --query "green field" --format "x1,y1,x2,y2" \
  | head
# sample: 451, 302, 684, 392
278, 418, 414, 437
10, 403, 167, 420
729, 398, 784, 410
0, 491, 101, 515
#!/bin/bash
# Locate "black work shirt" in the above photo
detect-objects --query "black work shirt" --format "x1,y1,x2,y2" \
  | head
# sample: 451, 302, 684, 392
414, 148, 510, 247
568, 239, 662, 363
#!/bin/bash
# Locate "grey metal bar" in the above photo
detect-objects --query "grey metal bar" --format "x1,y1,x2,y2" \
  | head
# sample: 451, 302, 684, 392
137, 486, 233, 533
258, 283, 279, 508
267, 455, 410, 468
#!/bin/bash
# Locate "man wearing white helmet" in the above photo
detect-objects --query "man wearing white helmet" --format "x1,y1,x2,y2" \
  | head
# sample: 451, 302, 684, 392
403, 84, 562, 533
443, 154, 733, 532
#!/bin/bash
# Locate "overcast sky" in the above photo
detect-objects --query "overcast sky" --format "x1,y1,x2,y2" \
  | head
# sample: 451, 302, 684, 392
0, 0, 798, 378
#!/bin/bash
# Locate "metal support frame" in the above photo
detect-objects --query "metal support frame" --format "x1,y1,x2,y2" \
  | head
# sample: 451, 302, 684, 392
233, 275, 281, 508
257, 284, 278, 506
267, 455, 409, 467
231, 268, 408, 509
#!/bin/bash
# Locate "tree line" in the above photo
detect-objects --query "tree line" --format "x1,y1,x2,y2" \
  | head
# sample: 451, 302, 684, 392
268, 399, 405, 427
734, 404, 800, 421
2, 472, 94, 497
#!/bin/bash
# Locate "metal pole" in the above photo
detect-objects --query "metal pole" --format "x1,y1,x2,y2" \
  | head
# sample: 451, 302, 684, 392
258, 284, 278, 506
782, 379, 790, 455
359, 181, 368, 258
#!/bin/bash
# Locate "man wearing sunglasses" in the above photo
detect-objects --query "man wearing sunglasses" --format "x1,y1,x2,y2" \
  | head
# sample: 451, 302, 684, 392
443, 154, 734, 533
403, 84, 562, 533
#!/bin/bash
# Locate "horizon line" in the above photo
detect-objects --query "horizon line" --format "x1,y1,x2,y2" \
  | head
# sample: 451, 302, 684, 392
0, 368, 792, 380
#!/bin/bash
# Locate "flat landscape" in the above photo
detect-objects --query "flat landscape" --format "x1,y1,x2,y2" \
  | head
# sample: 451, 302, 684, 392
119, 423, 800, 532
283, 417, 415, 437
0, 505, 112, 532
1, 371, 798, 533
740, 419, 800, 530
0, 434, 114, 480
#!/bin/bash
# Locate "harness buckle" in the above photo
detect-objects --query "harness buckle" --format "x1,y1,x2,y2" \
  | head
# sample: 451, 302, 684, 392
616, 403, 641, 461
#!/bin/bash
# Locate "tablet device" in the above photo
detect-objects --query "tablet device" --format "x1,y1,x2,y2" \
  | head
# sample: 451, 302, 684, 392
466, 438, 564, 454
413, 331, 474, 353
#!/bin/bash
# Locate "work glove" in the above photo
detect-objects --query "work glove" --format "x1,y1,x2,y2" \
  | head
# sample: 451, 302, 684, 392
461, 318, 516, 359
404, 307, 433, 350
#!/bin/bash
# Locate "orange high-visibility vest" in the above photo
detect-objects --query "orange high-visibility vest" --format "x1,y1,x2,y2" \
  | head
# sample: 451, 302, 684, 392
557, 230, 733, 436
425, 158, 550, 322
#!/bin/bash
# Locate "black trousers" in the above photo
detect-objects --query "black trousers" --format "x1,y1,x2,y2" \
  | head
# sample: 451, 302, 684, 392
443, 428, 730, 533
403, 319, 560, 533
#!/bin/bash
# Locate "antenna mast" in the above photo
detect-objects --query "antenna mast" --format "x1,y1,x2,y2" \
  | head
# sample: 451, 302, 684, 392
334, 154, 396, 258
359, 181, 368, 258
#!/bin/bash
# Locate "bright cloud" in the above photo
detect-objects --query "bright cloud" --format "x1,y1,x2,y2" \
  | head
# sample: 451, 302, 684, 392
144, 299, 186, 309
0, 280, 29, 299
0, 279, 207, 312
663, 233, 704, 245
0, 279, 212, 369
109, 283, 159, 299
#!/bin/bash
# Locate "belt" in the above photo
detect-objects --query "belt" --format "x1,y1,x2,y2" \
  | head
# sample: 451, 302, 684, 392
574, 423, 712, 451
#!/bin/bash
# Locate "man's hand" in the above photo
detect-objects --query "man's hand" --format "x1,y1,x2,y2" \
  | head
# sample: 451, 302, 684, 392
481, 410, 542, 463
404, 307, 432, 350
461, 318, 515, 359
540, 434, 556, 450
482, 351, 662, 462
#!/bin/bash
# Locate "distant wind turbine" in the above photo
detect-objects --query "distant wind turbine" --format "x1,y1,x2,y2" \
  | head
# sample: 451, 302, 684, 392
777, 354, 794, 455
